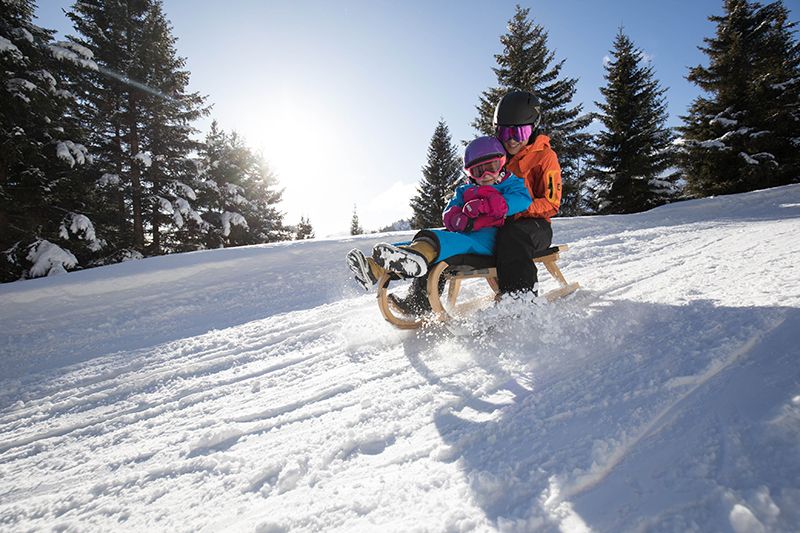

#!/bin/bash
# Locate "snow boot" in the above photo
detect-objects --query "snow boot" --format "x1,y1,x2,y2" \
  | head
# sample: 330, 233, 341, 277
388, 278, 432, 316
372, 241, 435, 279
347, 248, 380, 291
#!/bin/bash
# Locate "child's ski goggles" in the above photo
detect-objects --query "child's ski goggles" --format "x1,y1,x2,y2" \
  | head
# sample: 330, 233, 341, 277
496, 124, 533, 143
465, 155, 506, 180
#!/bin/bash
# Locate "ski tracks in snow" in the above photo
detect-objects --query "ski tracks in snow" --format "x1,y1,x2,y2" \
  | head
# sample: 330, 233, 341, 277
0, 294, 507, 531
0, 299, 383, 529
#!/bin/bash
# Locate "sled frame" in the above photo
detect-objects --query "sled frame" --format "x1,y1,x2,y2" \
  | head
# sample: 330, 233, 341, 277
376, 244, 579, 330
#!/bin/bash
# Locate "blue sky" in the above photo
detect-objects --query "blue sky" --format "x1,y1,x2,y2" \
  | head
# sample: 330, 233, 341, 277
35, 0, 749, 235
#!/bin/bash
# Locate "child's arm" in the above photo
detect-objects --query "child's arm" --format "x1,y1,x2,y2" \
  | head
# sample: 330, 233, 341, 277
460, 178, 533, 231
442, 184, 472, 232
462, 186, 507, 219
444, 184, 467, 211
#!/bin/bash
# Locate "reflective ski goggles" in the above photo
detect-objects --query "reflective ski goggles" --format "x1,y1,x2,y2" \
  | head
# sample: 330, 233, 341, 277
496, 124, 533, 143
465, 155, 506, 180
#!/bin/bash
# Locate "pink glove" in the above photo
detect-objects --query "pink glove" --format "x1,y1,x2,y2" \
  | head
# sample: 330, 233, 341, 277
462, 186, 508, 219
472, 214, 506, 230
443, 205, 472, 232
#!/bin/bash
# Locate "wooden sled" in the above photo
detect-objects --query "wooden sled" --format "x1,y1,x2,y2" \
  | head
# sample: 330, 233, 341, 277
376, 245, 579, 330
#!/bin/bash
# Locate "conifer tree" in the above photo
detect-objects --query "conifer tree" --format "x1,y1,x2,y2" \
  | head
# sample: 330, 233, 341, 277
350, 205, 364, 235
473, 5, 593, 215
678, 0, 800, 196
65, 0, 209, 257
409, 119, 462, 229
587, 29, 677, 214
295, 216, 315, 240
0, 0, 99, 280
194, 121, 289, 250
138, 2, 208, 255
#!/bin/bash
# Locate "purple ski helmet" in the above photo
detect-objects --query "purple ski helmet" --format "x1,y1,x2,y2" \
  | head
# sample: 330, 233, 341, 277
464, 136, 506, 169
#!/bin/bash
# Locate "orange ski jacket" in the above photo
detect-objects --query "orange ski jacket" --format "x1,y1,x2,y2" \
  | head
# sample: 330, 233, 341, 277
506, 134, 562, 222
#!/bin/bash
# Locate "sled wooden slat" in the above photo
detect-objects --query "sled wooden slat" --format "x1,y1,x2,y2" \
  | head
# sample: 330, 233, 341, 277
376, 244, 579, 329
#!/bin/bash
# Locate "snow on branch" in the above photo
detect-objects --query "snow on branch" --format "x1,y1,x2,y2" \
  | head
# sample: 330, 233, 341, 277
33, 70, 57, 90
26, 239, 78, 277
709, 116, 738, 127
54, 89, 77, 100
10, 27, 34, 44
674, 124, 758, 151
221, 212, 248, 237
56, 141, 89, 167
200, 179, 220, 193
673, 137, 729, 150
770, 77, 799, 91
739, 152, 777, 167
59, 213, 103, 251
172, 197, 205, 229
708, 106, 744, 128
133, 152, 152, 168
96, 173, 121, 187
739, 152, 759, 165
157, 196, 174, 214
224, 183, 247, 204
173, 181, 197, 201
6, 78, 37, 102
49, 41, 98, 71
0, 36, 23, 59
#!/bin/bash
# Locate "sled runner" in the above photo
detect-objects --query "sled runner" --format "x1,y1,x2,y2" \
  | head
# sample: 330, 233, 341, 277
376, 245, 579, 329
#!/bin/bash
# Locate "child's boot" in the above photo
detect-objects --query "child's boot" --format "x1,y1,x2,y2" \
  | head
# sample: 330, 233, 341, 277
347, 248, 385, 291
372, 239, 437, 278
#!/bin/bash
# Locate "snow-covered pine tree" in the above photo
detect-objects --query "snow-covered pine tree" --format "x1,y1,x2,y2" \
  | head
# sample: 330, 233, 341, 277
194, 121, 289, 249
678, 0, 800, 196
137, 2, 209, 255
227, 142, 290, 245
0, 0, 100, 281
65, 0, 209, 257
473, 5, 593, 216
409, 119, 461, 229
350, 205, 364, 235
587, 29, 677, 214
377, 219, 411, 232
295, 216, 315, 240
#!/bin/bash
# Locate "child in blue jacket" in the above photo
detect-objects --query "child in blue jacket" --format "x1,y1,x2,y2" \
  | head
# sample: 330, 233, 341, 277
347, 136, 531, 296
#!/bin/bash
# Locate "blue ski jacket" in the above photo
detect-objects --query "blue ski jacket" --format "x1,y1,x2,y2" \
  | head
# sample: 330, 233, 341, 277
402, 173, 532, 263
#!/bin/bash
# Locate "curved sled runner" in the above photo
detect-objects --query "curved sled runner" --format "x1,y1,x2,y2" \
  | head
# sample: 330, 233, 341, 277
376, 245, 579, 330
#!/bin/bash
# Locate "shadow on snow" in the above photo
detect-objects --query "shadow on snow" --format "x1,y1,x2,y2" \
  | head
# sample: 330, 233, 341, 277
402, 295, 800, 532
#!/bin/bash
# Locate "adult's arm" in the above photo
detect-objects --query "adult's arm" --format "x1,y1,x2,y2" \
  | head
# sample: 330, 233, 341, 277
526, 150, 561, 219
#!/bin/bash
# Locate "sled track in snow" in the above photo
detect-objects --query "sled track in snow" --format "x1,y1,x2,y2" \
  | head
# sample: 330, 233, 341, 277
0, 303, 356, 456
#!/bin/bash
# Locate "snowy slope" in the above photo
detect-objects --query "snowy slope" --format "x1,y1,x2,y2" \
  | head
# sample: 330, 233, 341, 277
1, 185, 799, 532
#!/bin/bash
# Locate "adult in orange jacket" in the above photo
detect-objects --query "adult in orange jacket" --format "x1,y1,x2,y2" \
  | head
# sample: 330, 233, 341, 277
493, 90, 562, 295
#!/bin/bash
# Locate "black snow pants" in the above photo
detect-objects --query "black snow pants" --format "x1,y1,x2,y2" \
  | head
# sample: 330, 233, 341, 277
495, 217, 553, 294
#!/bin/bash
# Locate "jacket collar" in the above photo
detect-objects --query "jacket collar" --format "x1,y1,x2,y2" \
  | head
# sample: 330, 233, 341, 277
508, 134, 551, 170
528, 134, 551, 151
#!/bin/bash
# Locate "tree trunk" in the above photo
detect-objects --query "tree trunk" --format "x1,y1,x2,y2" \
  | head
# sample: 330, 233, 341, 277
151, 164, 160, 255
113, 128, 127, 246
128, 95, 145, 251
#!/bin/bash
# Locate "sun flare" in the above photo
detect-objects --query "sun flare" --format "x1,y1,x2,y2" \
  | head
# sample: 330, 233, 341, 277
246, 90, 358, 232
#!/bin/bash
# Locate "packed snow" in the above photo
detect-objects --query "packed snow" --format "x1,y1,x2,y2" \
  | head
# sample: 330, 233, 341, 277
1, 185, 799, 532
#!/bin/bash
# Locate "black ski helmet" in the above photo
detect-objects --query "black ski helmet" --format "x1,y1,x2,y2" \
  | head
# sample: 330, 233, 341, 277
493, 90, 542, 129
